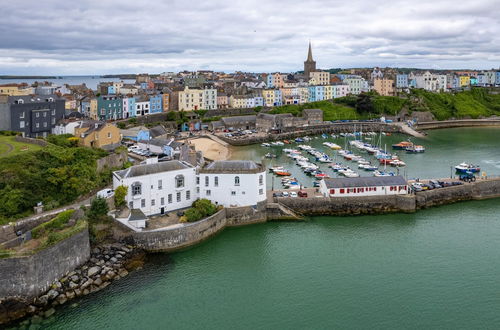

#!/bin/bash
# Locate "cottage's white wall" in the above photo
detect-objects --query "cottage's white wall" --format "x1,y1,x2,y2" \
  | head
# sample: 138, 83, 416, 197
199, 171, 266, 207
319, 180, 408, 197
114, 167, 197, 216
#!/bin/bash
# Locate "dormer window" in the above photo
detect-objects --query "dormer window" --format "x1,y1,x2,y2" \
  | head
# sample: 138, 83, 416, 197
17, 99, 24, 104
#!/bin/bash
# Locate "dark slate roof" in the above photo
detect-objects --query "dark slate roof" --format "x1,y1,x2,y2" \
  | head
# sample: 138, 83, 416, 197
129, 209, 148, 221
149, 125, 168, 138
8, 94, 61, 104
323, 176, 407, 189
200, 160, 264, 174
114, 160, 193, 179
221, 115, 256, 124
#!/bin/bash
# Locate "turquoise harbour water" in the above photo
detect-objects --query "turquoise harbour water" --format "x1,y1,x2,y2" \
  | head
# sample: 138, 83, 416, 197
36, 128, 500, 329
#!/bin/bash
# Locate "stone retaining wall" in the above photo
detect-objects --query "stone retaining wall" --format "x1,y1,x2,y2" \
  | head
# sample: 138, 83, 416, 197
96, 151, 127, 173
416, 179, 500, 208
131, 209, 228, 252
14, 136, 48, 147
416, 119, 500, 130
0, 229, 90, 299
130, 202, 269, 252
277, 195, 416, 216
221, 122, 400, 146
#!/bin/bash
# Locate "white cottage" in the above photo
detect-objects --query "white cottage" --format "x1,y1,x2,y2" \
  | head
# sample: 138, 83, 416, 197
320, 176, 408, 197
113, 160, 197, 216
198, 160, 267, 207
112, 159, 267, 218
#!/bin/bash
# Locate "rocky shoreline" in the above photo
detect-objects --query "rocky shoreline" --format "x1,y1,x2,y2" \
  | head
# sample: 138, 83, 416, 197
0, 242, 145, 327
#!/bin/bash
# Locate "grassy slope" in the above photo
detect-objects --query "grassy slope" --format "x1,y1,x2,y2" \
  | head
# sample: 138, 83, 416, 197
269, 88, 500, 121
0, 135, 43, 157
270, 101, 365, 120
411, 88, 500, 120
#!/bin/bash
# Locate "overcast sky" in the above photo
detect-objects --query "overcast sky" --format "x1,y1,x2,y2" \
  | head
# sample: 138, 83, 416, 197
1, 0, 499, 75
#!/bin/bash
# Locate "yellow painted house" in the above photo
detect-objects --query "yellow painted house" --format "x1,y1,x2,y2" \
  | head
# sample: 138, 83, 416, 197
0, 84, 34, 96
459, 76, 470, 87
89, 98, 98, 120
74, 121, 121, 149
263, 89, 276, 107
324, 85, 333, 100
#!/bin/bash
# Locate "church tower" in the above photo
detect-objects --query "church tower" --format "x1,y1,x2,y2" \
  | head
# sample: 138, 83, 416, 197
303, 42, 316, 78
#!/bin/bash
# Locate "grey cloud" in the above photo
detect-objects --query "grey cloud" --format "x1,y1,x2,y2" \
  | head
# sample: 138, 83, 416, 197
0, 0, 499, 74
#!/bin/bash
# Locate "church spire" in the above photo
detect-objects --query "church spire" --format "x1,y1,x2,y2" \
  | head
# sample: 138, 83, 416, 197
307, 41, 313, 62
304, 41, 316, 78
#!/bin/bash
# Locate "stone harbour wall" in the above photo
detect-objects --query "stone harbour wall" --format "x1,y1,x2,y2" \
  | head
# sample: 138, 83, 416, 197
221, 122, 400, 146
131, 202, 269, 252
131, 209, 228, 252
276, 194, 416, 216
416, 119, 500, 130
0, 229, 90, 299
416, 178, 500, 208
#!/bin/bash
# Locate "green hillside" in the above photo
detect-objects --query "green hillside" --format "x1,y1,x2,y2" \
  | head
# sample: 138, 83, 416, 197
268, 88, 500, 121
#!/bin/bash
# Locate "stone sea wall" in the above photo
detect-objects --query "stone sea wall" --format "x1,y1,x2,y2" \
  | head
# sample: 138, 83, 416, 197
131, 209, 228, 252
416, 119, 500, 130
0, 229, 90, 299
415, 179, 500, 208
222, 122, 400, 146
131, 202, 269, 252
277, 195, 416, 216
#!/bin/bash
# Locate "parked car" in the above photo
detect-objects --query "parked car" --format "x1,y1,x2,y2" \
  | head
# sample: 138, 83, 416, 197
128, 146, 138, 152
289, 191, 298, 198
298, 190, 308, 197
282, 191, 289, 197
273, 192, 284, 197
422, 184, 433, 190
411, 183, 423, 192
429, 180, 442, 189
97, 188, 114, 199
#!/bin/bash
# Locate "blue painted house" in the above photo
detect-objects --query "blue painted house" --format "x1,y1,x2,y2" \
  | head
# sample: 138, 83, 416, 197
273, 90, 282, 106
396, 74, 409, 88
107, 86, 116, 94
496, 72, 500, 85
149, 95, 163, 114
308, 86, 316, 102
315, 86, 325, 101
121, 126, 150, 142
254, 97, 264, 107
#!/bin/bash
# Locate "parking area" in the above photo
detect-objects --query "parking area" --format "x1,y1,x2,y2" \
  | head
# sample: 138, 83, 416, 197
408, 178, 466, 192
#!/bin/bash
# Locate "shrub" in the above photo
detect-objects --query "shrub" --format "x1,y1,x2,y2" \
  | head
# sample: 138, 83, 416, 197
183, 199, 219, 222
117, 122, 127, 129
86, 197, 109, 222
128, 118, 137, 125
193, 199, 217, 217
46, 134, 78, 148
185, 208, 202, 222
114, 185, 128, 208
32, 209, 75, 239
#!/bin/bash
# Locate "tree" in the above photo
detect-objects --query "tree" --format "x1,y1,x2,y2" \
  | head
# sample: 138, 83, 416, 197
114, 185, 128, 209
86, 197, 109, 222
166, 111, 177, 121
356, 93, 374, 114
117, 122, 127, 129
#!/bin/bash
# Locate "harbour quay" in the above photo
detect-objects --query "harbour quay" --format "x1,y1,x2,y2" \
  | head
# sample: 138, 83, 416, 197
273, 177, 500, 216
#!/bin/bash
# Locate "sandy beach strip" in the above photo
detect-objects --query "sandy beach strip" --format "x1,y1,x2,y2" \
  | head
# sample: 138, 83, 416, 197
184, 137, 231, 161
